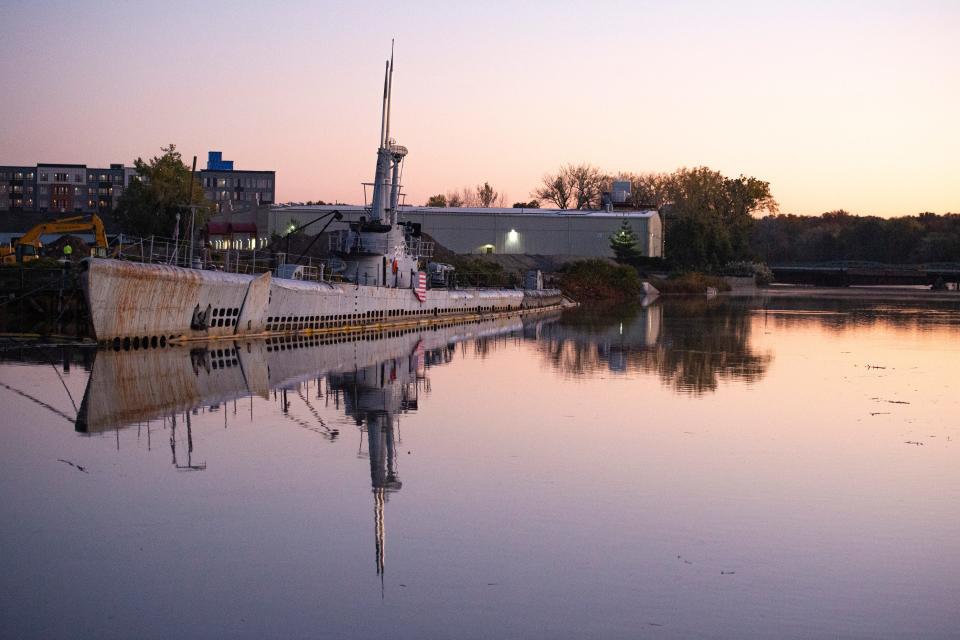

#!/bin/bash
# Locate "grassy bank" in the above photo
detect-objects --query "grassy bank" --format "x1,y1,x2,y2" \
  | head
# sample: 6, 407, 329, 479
557, 260, 643, 301
649, 272, 732, 295
556, 259, 740, 300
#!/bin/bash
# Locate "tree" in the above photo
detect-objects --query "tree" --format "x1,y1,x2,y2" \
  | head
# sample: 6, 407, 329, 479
915, 231, 960, 262
661, 167, 777, 270
532, 163, 607, 209
512, 200, 540, 208
566, 163, 608, 209
609, 220, 642, 263
533, 173, 572, 209
612, 172, 669, 209
114, 144, 212, 238
445, 186, 477, 208
476, 182, 498, 208
746, 211, 960, 264
426, 194, 447, 207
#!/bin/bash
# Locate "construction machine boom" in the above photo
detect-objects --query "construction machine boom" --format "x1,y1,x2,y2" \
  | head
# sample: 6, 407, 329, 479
1, 214, 109, 264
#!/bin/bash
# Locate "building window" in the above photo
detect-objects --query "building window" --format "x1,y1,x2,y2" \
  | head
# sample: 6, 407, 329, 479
39, 173, 47, 181
55, 173, 69, 181
26, 172, 33, 180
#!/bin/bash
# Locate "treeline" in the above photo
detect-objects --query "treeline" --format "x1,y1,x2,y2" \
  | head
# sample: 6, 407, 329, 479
751, 211, 960, 264
609, 166, 778, 270
541, 164, 960, 267
427, 162, 960, 268
427, 182, 507, 208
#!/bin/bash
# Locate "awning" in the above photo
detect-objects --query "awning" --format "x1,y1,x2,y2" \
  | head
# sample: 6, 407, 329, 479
206, 222, 258, 235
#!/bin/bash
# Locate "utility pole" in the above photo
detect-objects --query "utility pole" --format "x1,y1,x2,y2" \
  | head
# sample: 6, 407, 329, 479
187, 155, 197, 267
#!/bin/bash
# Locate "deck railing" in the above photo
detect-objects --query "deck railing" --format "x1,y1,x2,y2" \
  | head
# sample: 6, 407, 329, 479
327, 230, 434, 259
107, 236, 344, 283
103, 235, 524, 288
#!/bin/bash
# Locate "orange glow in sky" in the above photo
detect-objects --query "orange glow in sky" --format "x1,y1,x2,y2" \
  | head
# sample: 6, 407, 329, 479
1, 1, 957, 216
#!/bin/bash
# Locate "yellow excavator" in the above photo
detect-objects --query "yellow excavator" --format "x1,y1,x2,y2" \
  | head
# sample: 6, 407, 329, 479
1, 214, 109, 264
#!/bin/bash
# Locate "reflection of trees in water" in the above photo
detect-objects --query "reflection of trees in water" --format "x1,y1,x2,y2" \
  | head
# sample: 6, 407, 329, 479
755, 297, 960, 334
536, 302, 643, 377
537, 299, 772, 394
648, 299, 771, 393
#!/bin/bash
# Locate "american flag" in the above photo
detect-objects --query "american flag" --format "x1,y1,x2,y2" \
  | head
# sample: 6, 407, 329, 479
414, 271, 427, 302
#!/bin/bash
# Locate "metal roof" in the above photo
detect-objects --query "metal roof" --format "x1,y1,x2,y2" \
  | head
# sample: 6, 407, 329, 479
272, 204, 658, 218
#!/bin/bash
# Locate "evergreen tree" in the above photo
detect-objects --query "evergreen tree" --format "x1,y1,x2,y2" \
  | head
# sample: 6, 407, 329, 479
610, 220, 641, 263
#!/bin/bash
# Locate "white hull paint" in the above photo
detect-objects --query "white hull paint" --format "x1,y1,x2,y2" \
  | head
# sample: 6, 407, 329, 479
80, 258, 564, 345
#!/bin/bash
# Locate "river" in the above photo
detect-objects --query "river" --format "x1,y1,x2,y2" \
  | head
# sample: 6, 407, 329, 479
1, 296, 958, 639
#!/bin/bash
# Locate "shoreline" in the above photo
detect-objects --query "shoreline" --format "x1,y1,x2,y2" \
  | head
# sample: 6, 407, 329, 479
721, 285, 960, 302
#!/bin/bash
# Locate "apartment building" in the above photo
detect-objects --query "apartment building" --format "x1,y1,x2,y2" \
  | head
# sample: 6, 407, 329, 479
0, 163, 133, 214
199, 151, 275, 210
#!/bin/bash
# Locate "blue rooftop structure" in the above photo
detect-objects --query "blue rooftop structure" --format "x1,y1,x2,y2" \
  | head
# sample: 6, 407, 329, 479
206, 151, 234, 171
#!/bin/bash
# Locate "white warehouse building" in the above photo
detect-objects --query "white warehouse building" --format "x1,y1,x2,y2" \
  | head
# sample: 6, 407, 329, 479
268, 205, 663, 258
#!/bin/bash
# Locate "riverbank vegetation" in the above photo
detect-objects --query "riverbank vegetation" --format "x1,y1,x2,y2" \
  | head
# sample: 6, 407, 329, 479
648, 273, 731, 294
556, 260, 643, 301
751, 211, 960, 264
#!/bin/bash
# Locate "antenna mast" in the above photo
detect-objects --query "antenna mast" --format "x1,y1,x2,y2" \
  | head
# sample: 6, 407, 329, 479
379, 60, 389, 147
370, 41, 406, 224
385, 39, 394, 145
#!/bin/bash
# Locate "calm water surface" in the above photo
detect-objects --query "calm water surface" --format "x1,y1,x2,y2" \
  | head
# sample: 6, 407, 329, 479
1, 297, 959, 639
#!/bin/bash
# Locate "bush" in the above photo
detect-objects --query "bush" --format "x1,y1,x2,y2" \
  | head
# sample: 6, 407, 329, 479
723, 260, 774, 286
753, 263, 774, 286
558, 259, 643, 301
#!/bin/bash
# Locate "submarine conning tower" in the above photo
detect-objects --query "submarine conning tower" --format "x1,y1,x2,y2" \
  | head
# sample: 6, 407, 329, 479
369, 46, 406, 228
338, 44, 421, 289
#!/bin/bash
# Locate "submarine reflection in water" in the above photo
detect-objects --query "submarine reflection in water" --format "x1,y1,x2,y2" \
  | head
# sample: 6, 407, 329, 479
74, 312, 560, 576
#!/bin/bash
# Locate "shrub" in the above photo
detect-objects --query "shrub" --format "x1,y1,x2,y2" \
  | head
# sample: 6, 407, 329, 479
558, 259, 643, 301
723, 260, 774, 286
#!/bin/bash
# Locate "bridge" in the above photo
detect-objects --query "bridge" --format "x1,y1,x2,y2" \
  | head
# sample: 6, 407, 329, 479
770, 263, 960, 288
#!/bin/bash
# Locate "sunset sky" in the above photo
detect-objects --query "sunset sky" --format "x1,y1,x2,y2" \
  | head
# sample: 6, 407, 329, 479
1, 0, 957, 216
